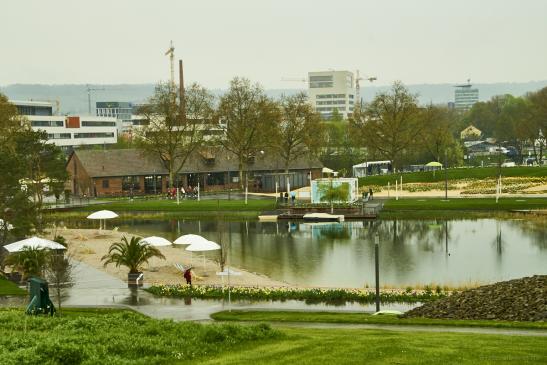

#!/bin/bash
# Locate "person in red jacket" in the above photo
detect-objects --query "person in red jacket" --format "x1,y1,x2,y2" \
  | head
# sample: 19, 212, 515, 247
183, 267, 193, 286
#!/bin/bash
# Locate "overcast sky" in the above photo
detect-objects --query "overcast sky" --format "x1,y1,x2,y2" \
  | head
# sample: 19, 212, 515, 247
2, 0, 546, 88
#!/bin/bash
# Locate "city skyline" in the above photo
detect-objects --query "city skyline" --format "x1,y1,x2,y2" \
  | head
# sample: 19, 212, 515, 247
2, 0, 547, 88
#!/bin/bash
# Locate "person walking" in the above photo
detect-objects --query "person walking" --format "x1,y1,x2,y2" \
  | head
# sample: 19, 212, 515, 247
291, 191, 296, 206
183, 267, 193, 286
369, 188, 373, 201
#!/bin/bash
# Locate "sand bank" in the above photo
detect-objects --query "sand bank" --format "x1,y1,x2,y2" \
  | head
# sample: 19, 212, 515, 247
49, 228, 288, 287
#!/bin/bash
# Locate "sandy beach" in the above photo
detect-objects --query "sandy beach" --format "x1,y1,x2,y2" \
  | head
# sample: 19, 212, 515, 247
48, 228, 288, 287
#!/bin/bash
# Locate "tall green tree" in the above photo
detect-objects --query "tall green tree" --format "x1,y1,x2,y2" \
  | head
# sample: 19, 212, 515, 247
350, 81, 422, 171
216, 78, 280, 187
0, 95, 66, 264
420, 105, 463, 166
136, 82, 215, 190
272, 92, 324, 193
330, 108, 343, 122
14, 130, 67, 213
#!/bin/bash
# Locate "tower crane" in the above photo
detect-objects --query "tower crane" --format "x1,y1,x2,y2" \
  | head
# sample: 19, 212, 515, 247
86, 84, 105, 115
355, 70, 376, 111
165, 41, 175, 86
281, 77, 307, 84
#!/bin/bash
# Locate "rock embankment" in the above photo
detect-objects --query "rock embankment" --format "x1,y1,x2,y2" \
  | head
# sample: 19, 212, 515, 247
404, 275, 546, 321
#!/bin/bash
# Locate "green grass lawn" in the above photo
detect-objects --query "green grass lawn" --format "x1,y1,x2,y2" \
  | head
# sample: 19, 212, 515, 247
359, 166, 547, 186
198, 327, 547, 365
76, 198, 276, 212
211, 310, 547, 330
0, 307, 278, 364
1, 308, 545, 364
382, 197, 547, 211
0, 276, 26, 296
0, 308, 547, 365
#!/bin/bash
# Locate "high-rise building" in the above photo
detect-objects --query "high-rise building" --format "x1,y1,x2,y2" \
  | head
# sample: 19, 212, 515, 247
454, 83, 479, 111
307, 70, 355, 119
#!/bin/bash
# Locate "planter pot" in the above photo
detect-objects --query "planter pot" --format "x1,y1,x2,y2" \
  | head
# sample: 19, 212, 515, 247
128, 272, 144, 288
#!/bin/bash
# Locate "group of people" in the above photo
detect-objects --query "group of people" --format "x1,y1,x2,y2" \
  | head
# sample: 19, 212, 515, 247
166, 185, 198, 200
279, 191, 297, 205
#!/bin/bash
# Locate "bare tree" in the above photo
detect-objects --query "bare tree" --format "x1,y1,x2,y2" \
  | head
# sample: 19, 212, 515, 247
273, 92, 325, 193
350, 81, 423, 171
216, 78, 280, 188
136, 82, 215, 191
45, 251, 73, 315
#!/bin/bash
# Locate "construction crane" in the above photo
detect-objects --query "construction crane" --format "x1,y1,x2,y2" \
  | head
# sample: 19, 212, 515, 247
86, 84, 105, 115
165, 41, 175, 86
355, 70, 376, 110
281, 77, 307, 84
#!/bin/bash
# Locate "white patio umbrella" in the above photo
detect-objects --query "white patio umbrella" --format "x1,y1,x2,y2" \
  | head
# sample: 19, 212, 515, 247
0, 219, 13, 231
140, 236, 172, 247
4, 236, 66, 253
186, 240, 221, 268
140, 236, 171, 271
86, 210, 118, 230
174, 234, 208, 246
174, 234, 208, 265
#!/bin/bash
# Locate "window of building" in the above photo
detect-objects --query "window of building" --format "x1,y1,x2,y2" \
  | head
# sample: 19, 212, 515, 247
47, 133, 71, 139
102, 179, 109, 188
315, 94, 346, 99
144, 175, 162, 194
73, 132, 115, 139
31, 120, 64, 127
309, 75, 334, 88
122, 176, 140, 191
82, 121, 116, 127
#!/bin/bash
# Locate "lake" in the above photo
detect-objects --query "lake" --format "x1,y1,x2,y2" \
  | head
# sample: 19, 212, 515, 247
66, 216, 547, 288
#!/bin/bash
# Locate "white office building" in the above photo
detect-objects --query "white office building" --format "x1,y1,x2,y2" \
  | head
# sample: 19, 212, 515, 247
454, 83, 479, 111
11, 100, 118, 149
308, 70, 355, 119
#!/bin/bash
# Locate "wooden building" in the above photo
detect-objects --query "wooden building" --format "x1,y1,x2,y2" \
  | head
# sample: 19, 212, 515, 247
66, 149, 323, 197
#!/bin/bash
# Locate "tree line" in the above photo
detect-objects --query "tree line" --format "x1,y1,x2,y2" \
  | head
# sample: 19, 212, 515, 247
135, 78, 324, 191
134, 78, 547, 185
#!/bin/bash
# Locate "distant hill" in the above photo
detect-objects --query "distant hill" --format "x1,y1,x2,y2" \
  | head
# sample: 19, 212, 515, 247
2, 81, 546, 115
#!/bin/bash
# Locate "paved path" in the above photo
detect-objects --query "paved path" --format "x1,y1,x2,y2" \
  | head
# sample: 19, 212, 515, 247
257, 321, 547, 337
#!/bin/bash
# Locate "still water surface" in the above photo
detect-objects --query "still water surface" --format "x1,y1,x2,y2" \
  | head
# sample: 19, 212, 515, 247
69, 217, 546, 288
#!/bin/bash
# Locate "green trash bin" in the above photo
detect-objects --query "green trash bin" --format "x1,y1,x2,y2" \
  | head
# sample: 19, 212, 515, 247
26, 277, 56, 316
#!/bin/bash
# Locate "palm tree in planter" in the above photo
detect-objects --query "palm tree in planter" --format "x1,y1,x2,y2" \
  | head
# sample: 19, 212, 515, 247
101, 236, 165, 288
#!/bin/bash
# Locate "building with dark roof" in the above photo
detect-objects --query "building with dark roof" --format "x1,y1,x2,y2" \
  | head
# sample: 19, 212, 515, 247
66, 149, 323, 196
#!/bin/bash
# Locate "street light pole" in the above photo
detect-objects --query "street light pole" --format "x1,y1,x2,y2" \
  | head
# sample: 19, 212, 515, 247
374, 233, 380, 313
444, 150, 448, 200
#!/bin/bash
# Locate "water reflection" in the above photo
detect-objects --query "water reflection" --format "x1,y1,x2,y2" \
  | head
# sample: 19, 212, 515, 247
66, 217, 547, 288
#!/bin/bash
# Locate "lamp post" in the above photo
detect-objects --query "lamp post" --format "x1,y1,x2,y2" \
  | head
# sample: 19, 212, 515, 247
374, 233, 380, 313
538, 129, 545, 166
444, 150, 448, 200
